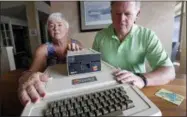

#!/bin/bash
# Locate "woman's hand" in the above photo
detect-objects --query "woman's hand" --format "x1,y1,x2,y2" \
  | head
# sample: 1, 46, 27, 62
18, 71, 49, 106
68, 40, 83, 51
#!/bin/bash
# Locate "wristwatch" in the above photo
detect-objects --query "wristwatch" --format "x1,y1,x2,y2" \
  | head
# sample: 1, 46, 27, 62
135, 73, 147, 87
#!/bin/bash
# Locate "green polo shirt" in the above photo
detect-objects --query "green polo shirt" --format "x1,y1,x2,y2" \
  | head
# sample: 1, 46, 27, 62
92, 24, 173, 73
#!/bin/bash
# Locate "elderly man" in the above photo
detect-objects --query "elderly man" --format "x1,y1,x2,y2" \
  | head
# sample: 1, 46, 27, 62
92, 1, 175, 88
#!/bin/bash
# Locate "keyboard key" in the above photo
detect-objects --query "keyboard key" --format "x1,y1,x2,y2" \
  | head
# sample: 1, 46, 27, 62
118, 87, 124, 91
87, 94, 93, 99
90, 93, 95, 98
48, 102, 56, 108
120, 90, 126, 96
56, 101, 63, 106
114, 88, 119, 93
61, 111, 68, 116
88, 111, 96, 117
118, 97, 125, 102
115, 93, 121, 98
89, 105, 96, 111
87, 100, 94, 105
113, 98, 120, 104
98, 97, 105, 102
63, 99, 70, 105
104, 90, 110, 95
82, 95, 88, 100
80, 101, 87, 107
76, 96, 82, 102
101, 102, 109, 107
74, 102, 81, 109
103, 95, 110, 101
68, 109, 76, 116
122, 95, 129, 101
44, 109, 53, 117
94, 110, 102, 116
99, 92, 105, 96
52, 108, 60, 114
109, 94, 115, 99
109, 88, 116, 93
67, 104, 74, 110
124, 100, 134, 109
118, 103, 127, 110
83, 106, 90, 113
100, 108, 109, 115
107, 99, 114, 105
80, 113, 87, 117
59, 106, 66, 112
92, 98, 99, 104
94, 93, 99, 98
107, 106, 115, 112
76, 108, 83, 114
95, 103, 102, 109
113, 104, 121, 111
53, 113, 61, 117
70, 98, 76, 104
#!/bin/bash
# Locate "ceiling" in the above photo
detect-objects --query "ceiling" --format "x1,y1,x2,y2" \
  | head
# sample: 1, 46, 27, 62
1, 5, 27, 20
1, 4, 49, 22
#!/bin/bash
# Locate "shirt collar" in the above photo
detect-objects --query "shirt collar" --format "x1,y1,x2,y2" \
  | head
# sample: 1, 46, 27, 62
110, 24, 138, 41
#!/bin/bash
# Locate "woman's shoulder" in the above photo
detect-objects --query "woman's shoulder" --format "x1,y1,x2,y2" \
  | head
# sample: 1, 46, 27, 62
35, 44, 48, 56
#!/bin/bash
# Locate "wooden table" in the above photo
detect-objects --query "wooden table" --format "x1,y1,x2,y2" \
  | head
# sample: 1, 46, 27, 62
142, 75, 186, 116
0, 70, 186, 116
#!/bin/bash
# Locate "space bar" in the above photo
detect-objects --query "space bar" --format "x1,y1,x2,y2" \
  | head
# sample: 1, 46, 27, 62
102, 110, 123, 116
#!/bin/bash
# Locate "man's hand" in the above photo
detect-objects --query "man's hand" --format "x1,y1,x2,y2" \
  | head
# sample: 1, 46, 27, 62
113, 69, 145, 89
18, 72, 49, 106
68, 43, 82, 51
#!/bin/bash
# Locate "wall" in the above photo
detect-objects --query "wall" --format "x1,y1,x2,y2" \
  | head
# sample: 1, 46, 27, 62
26, 2, 42, 56
51, 1, 175, 55
137, 2, 175, 57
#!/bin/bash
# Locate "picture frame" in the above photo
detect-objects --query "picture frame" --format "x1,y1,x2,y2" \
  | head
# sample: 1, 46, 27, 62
79, 1, 112, 32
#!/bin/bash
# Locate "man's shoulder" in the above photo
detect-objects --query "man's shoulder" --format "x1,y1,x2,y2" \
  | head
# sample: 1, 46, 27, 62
135, 24, 156, 35
96, 24, 113, 37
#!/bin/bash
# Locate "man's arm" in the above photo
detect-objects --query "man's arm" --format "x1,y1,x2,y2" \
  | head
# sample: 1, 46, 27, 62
144, 66, 175, 86
143, 32, 176, 86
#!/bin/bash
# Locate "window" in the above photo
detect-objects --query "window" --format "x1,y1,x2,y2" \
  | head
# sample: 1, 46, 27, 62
172, 15, 181, 42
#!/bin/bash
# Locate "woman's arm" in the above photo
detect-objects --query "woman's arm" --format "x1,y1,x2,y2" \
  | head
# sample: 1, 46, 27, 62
18, 44, 49, 105
29, 44, 48, 72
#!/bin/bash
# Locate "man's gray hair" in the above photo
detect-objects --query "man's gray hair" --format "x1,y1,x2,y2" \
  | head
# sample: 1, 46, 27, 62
111, 1, 141, 10
47, 12, 69, 29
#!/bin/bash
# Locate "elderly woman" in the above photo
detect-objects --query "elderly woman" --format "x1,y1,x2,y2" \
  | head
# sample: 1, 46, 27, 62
18, 12, 82, 106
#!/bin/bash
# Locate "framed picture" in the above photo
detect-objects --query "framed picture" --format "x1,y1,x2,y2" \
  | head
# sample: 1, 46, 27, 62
79, 1, 112, 32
